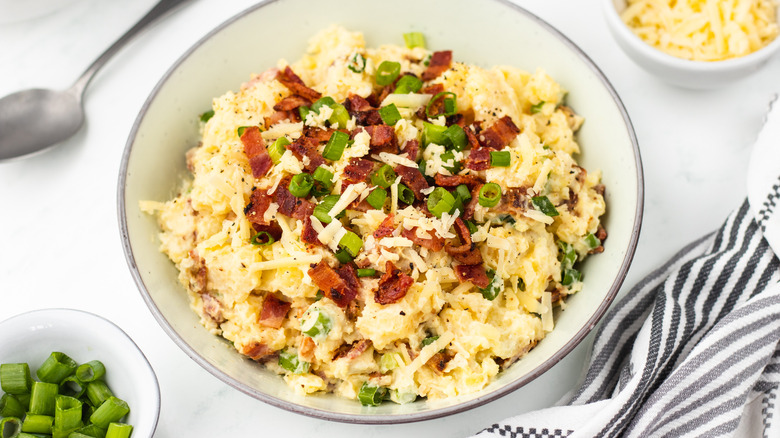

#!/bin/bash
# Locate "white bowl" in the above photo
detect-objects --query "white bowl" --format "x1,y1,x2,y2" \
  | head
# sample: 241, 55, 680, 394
118, 0, 643, 423
603, 0, 780, 89
0, 309, 160, 437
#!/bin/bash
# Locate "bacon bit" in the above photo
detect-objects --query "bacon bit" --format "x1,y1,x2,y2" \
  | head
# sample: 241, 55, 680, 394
275, 66, 321, 102
344, 94, 383, 125
273, 95, 311, 111
421, 83, 444, 95
303, 126, 336, 143
422, 51, 452, 81
462, 186, 481, 221
245, 188, 272, 226
258, 293, 291, 329
594, 184, 606, 196
464, 123, 482, 149
251, 222, 283, 241
478, 116, 520, 149
394, 165, 429, 200
364, 125, 399, 154
374, 85, 394, 107
434, 173, 483, 188
373, 214, 396, 239
333, 339, 372, 361
187, 250, 208, 294
264, 109, 300, 128
301, 217, 322, 246
401, 227, 444, 251
273, 176, 315, 221
445, 218, 483, 264
402, 139, 420, 162
344, 94, 373, 112
497, 187, 531, 216
465, 147, 494, 171
428, 351, 454, 374
343, 158, 375, 186
308, 262, 359, 308
375, 261, 414, 305
590, 225, 607, 254
299, 336, 316, 362
241, 341, 274, 361
200, 293, 224, 323
454, 264, 490, 288
240, 126, 273, 178
287, 136, 325, 172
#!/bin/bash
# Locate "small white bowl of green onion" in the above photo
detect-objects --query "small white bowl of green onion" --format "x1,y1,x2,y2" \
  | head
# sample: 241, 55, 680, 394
0, 309, 159, 437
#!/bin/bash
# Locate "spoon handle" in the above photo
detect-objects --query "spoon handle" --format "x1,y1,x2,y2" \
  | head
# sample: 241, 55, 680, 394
69, 0, 193, 98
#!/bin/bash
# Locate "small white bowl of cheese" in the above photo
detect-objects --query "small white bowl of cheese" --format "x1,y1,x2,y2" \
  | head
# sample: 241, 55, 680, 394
603, 0, 780, 89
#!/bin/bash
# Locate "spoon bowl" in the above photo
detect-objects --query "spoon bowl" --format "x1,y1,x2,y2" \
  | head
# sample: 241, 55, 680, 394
0, 88, 83, 161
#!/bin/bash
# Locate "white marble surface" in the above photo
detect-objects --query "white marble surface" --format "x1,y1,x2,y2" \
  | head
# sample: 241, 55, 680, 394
1, 0, 778, 436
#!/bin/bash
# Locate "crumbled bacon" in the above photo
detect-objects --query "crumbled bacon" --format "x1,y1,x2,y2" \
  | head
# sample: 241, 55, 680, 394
428, 351, 454, 373
240, 126, 273, 178
401, 227, 444, 251
589, 225, 608, 254
301, 217, 321, 246
421, 51, 452, 81
275, 66, 321, 102
374, 261, 414, 305
273, 95, 311, 111
251, 222, 283, 241
496, 187, 531, 216
343, 158, 375, 186
445, 218, 483, 264
187, 249, 208, 294
344, 94, 383, 126
373, 214, 396, 239
200, 293, 224, 323
454, 264, 490, 288
463, 184, 483, 220
308, 262, 359, 308
465, 147, 493, 171
245, 188, 272, 226
344, 94, 373, 112
478, 116, 520, 149
258, 293, 291, 329
434, 173, 483, 188
421, 83, 444, 95
394, 165, 429, 200
364, 125, 399, 154
464, 123, 482, 149
241, 341, 274, 361
332, 339, 372, 361
264, 109, 300, 128
273, 176, 315, 221
303, 126, 336, 143
402, 139, 420, 162
299, 336, 316, 362
287, 135, 325, 172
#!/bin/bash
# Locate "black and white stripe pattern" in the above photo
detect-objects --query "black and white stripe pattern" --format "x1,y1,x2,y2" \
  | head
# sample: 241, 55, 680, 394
476, 200, 780, 438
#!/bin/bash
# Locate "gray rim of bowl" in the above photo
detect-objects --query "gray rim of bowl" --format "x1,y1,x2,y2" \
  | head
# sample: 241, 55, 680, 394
117, 0, 644, 425
1, 308, 161, 437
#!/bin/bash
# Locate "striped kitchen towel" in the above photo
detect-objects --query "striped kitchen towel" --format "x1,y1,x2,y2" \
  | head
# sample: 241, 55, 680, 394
475, 98, 780, 438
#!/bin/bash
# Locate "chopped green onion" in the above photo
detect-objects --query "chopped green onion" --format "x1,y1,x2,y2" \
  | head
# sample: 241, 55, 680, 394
423, 54, 431, 66
106, 423, 133, 438
311, 96, 337, 114
85, 381, 113, 407
67, 433, 95, 438
1, 363, 32, 395
397, 184, 415, 205
425, 92, 457, 118
312, 195, 344, 224
356, 268, 377, 277
375, 61, 401, 86
378, 352, 403, 373
334, 248, 354, 264
357, 382, 387, 406
37, 353, 77, 385
403, 32, 426, 48
450, 191, 465, 216
365, 188, 387, 210
347, 53, 367, 73
278, 351, 310, 374
390, 389, 417, 404
268, 137, 289, 164
378, 104, 402, 126
21, 414, 53, 434
300, 309, 332, 339
0, 417, 22, 437
393, 75, 422, 94
15, 393, 30, 409
562, 268, 582, 286
312, 167, 334, 190
299, 106, 311, 121
250, 231, 274, 246
338, 231, 363, 257
531, 101, 545, 114
89, 397, 129, 430
314, 290, 324, 301
455, 184, 471, 203
584, 233, 601, 249
0, 393, 25, 418
465, 220, 478, 234
422, 122, 448, 146
199, 109, 214, 123
558, 241, 577, 270
58, 376, 85, 399
531, 195, 559, 217
490, 151, 511, 167
54, 395, 83, 433
427, 187, 456, 218
421, 336, 439, 347
329, 103, 350, 129
444, 124, 468, 151
371, 164, 397, 189
288, 173, 314, 198
480, 270, 503, 301
440, 150, 462, 174
322, 130, 349, 161
29, 381, 58, 416
237, 126, 254, 137
517, 277, 526, 291
74, 361, 105, 384
74, 424, 105, 438
478, 183, 502, 208
497, 214, 516, 225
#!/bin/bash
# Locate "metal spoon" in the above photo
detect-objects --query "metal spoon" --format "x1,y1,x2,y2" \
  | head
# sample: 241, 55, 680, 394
0, 0, 192, 162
